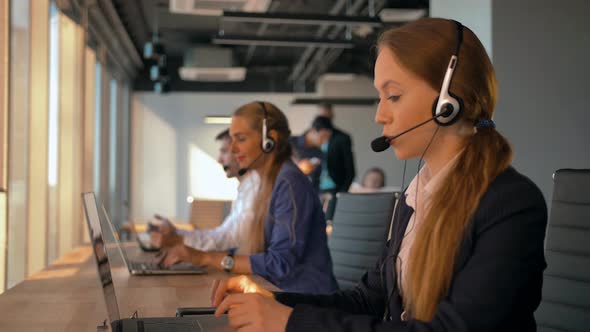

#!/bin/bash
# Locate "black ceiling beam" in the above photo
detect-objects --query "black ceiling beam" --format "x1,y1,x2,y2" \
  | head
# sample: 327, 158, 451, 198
221, 11, 383, 27
299, 0, 389, 84
291, 97, 379, 106
288, 0, 369, 83
212, 35, 362, 48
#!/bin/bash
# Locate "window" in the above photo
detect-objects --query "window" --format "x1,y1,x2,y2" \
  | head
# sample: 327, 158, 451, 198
0, 0, 134, 291
46, 1, 59, 263
94, 62, 101, 194
0, 0, 10, 294
6, 0, 31, 289
108, 78, 118, 225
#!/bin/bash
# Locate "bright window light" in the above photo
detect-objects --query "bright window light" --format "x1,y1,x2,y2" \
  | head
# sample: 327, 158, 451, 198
204, 116, 232, 125
189, 144, 238, 200
47, 4, 60, 187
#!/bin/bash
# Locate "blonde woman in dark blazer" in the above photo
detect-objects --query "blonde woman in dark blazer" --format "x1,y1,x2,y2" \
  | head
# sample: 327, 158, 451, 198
210, 18, 547, 332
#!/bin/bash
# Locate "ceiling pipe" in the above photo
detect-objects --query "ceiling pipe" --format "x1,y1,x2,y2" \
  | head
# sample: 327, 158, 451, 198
212, 35, 357, 48
287, 0, 348, 83
220, 11, 383, 27
244, 1, 281, 65
305, 0, 389, 84
291, 0, 368, 84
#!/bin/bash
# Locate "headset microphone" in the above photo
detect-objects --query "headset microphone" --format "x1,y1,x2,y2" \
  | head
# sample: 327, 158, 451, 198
370, 110, 451, 153
237, 152, 264, 176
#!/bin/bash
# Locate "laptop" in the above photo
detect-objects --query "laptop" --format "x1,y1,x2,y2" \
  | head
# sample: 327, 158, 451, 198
82, 192, 231, 332
84, 192, 207, 275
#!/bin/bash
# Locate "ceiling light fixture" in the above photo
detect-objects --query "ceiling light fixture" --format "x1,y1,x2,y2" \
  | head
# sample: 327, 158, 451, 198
204, 116, 232, 125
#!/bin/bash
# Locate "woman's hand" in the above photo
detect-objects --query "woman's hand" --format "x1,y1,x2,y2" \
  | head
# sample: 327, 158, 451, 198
215, 293, 292, 332
211, 276, 290, 332
157, 243, 205, 268
211, 275, 273, 306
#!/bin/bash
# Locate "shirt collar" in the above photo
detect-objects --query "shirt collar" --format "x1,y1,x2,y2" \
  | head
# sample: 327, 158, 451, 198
405, 150, 463, 209
238, 170, 260, 191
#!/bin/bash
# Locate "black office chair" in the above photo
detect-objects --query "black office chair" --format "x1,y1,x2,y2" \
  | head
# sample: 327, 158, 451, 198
328, 192, 397, 289
535, 169, 590, 331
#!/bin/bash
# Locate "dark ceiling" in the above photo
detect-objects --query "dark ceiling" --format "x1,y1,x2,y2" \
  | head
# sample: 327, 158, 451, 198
112, 0, 429, 93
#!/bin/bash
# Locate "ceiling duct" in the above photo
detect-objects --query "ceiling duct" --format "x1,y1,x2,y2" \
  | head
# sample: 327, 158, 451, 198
179, 47, 246, 82
169, 0, 271, 16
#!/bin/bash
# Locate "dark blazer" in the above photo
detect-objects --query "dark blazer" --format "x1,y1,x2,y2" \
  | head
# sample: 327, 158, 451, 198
326, 128, 355, 192
276, 166, 548, 332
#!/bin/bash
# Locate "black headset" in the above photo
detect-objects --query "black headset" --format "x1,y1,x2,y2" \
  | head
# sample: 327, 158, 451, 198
258, 101, 275, 153
432, 20, 464, 126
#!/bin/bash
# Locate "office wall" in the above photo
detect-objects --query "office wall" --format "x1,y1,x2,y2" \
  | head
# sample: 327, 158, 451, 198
130, 90, 403, 221
430, 0, 493, 57
492, 0, 590, 202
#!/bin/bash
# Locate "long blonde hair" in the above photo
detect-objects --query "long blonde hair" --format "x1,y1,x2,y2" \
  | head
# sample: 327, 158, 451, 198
233, 102, 292, 253
378, 18, 513, 320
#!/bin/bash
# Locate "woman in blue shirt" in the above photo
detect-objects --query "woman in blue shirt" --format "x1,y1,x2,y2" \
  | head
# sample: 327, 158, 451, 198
160, 101, 337, 294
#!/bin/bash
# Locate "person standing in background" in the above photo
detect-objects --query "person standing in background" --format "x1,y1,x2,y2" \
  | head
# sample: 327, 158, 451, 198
289, 129, 323, 192
312, 109, 356, 220
317, 103, 356, 193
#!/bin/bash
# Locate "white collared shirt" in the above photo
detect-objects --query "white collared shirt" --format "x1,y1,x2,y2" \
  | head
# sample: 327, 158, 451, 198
396, 152, 462, 295
179, 171, 260, 254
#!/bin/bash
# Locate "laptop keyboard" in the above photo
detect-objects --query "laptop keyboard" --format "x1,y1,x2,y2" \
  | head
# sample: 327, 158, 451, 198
130, 261, 162, 271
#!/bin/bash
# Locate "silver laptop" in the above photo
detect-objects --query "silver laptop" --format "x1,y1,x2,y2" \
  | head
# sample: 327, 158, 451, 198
84, 192, 207, 275
82, 192, 230, 331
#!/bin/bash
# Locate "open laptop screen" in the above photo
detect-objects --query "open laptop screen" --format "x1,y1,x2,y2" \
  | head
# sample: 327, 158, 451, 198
82, 192, 121, 324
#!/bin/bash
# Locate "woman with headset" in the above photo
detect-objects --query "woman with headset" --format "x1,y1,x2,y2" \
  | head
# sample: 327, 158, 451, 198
159, 101, 338, 295
210, 18, 547, 332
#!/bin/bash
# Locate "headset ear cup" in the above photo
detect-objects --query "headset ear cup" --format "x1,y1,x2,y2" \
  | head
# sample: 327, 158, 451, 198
262, 138, 275, 153
432, 94, 463, 126
431, 96, 452, 126
443, 91, 463, 126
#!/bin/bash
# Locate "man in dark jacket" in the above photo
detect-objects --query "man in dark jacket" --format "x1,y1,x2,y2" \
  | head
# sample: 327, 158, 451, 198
310, 116, 355, 194
317, 103, 356, 192
310, 114, 355, 220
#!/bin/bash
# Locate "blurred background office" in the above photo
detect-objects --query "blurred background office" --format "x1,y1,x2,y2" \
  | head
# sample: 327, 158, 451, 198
0, 0, 589, 295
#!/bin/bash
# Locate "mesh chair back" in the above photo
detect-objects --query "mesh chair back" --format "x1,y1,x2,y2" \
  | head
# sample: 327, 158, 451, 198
535, 169, 590, 331
328, 192, 397, 289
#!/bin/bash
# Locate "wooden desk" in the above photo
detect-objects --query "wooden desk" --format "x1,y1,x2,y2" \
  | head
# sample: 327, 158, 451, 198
0, 246, 273, 331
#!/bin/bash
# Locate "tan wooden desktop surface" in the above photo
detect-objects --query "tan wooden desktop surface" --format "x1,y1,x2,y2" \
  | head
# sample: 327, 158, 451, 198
0, 245, 275, 332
